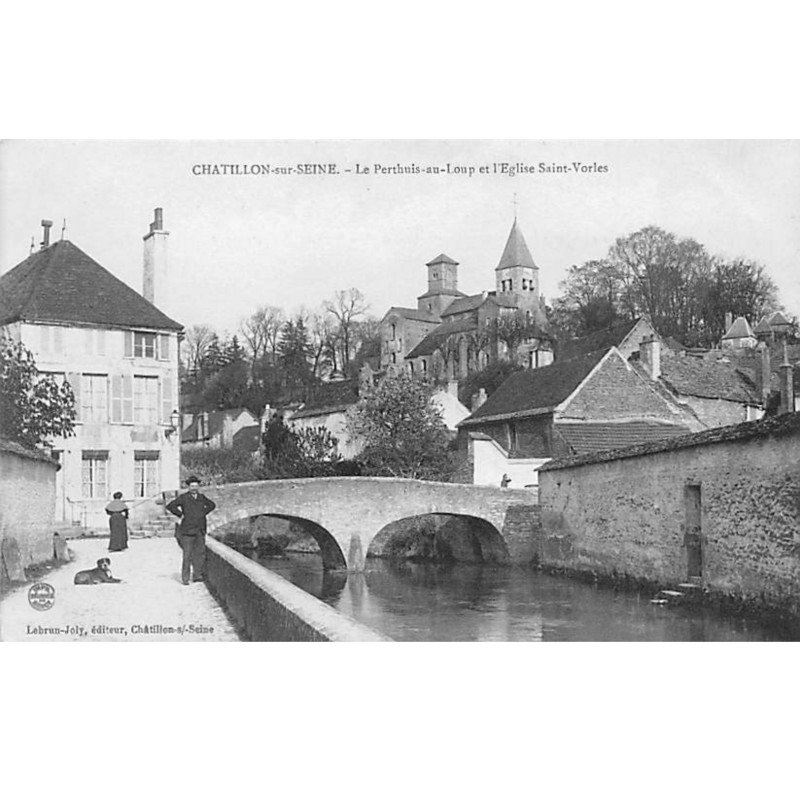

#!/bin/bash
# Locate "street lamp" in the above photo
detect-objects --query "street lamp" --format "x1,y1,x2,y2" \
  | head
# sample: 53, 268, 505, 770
165, 409, 181, 440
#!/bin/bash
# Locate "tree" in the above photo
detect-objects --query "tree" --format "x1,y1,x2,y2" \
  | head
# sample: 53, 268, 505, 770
346, 372, 451, 480
278, 316, 314, 399
182, 323, 215, 375
0, 335, 76, 448
260, 416, 341, 478
240, 305, 284, 378
323, 288, 369, 367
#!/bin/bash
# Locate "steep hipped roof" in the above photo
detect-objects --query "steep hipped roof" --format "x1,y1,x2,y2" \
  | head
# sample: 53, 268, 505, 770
722, 315, 755, 340
426, 253, 459, 266
556, 420, 691, 455
382, 306, 440, 324
753, 316, 773, 334
460, 349, 607, 425
559, 318, 642, 361
0, 240, 182, 331
405, 318, 477, 359
658, 351, 760, 404
769, 310, 792, 326
496, 220, 537, 271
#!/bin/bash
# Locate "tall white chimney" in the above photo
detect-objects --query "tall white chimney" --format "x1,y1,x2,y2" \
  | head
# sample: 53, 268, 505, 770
143, 207, 170, 309
640, 335, 661, 380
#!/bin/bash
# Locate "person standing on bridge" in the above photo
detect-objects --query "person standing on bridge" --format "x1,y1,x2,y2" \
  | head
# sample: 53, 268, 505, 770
166, 476, 217, 585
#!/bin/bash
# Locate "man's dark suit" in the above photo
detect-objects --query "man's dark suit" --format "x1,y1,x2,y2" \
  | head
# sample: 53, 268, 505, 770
166, 491, 217, 584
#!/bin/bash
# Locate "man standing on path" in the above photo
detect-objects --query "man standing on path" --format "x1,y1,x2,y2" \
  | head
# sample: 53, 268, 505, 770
166, 476, 217, 585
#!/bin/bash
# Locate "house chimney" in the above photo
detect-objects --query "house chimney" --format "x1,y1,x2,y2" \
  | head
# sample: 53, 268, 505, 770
40, 219, 53, 249
640, 335, 661, 380
779, 343, 794, 415
471, 387, 487, 411
724, 312, 733, 332
143, 207, 170, 309
756, 342, 771, 405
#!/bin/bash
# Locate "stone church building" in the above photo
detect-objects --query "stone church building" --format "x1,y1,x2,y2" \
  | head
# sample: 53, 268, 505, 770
380, 220, 553, 380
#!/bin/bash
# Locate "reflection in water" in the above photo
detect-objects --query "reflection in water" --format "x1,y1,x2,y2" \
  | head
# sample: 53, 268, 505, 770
252, 552, 792, 642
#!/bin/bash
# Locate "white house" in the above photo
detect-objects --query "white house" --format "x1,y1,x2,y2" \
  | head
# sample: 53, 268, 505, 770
0, 212, 183, 528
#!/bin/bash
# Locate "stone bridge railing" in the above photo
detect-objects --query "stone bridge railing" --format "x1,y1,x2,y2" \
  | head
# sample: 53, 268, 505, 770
204, 477, 540, 571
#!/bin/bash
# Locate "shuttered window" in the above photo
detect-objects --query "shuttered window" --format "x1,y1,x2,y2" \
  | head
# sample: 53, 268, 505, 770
161, 374, 174, 423
159, 334, 170, 361
66, 372, 81, 421
124, 330, 133, 358
122, 375, 134, 423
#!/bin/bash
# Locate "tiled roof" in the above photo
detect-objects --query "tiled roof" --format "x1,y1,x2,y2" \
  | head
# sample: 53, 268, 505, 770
441, 294, 486, 317
722, 315, 755, 340
769, 310, 792, 326
181, 408, 254, 443
417, 288, 467, 300
460, 349, 607, 425
559, 318, 641, 361
382, 307, 440, 324
290, 380, 360, 419
496, 220, 537, 271
426, 253, 459, 266
0, 240, 182, 331
753, 316, 773, 334
541, 410, 800, 472
556, 420, 691, 455
405, 318, 477, 359
659, 350, 760, 404
232, 425, 261, 452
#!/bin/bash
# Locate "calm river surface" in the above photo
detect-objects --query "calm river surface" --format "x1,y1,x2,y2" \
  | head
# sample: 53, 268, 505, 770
249, 551, 793, 641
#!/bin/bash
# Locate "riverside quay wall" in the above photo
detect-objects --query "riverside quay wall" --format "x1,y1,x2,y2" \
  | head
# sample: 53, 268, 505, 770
205, 537, 389, 641
538, 412, 800, 615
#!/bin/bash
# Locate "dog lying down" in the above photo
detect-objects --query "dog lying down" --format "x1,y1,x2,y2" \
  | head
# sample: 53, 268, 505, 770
74, 557, 122, 585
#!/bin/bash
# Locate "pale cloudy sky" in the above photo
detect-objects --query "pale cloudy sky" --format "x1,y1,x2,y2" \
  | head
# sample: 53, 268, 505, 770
1, 139, 798, 333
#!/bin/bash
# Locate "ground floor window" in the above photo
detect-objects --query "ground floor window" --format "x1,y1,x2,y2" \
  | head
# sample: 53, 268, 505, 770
134, 452, 160, 498
81, 452, 108, 498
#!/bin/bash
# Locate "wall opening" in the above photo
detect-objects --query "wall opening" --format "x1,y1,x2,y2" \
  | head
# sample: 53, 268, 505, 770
368, 514, 510, 565
684, 484, 702, 580
214, 513, 346, 571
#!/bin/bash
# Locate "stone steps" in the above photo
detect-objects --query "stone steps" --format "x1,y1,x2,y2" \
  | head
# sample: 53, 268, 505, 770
650, 581, 706, 606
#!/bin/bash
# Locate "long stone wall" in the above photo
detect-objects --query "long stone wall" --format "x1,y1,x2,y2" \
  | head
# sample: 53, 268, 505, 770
538, 412, 800, 615
204, 537, 389, 641
0, 440, 59, 592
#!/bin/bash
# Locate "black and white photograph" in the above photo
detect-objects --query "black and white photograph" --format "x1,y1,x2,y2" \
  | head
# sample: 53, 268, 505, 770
1, 139, 799, 643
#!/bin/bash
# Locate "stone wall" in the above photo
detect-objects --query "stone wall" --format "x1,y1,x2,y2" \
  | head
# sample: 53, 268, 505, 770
538, 412, 800, 615
0, 440, 59, 592
204, 537, 389, 641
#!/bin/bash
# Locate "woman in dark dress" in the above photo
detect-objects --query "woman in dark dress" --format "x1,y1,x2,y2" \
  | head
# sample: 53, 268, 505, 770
106, 492, 129, 552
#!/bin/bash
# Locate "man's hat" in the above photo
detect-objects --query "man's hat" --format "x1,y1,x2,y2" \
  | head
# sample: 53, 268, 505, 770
186, 475, 201, 485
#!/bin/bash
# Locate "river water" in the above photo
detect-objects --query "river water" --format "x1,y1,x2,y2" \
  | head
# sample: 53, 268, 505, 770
248, 551, 793, 641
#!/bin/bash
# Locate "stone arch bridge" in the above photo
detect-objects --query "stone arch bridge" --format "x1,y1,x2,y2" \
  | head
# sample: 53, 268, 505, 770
204, 477, 539, 571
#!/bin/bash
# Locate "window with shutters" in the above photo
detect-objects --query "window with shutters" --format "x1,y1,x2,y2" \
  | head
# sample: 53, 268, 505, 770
134, 453, 160, 498
133, 376, 158, 424
133, 332, 157, 359
81, 374, 108, 423
81, 453, 108, 498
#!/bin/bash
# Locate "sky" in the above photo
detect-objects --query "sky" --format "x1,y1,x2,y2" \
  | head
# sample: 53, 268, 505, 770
2, 139, 799, 335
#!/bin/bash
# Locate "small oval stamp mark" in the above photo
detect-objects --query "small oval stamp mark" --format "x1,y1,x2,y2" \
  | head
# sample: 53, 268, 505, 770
28, 582, 56, 611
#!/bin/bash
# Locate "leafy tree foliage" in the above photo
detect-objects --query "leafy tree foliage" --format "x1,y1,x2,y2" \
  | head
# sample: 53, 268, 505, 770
0, 335, 76, 448
260, 416, 341, 478
346, 372, 451, 480
458, 360, 523, 408
553, 226, 781, 346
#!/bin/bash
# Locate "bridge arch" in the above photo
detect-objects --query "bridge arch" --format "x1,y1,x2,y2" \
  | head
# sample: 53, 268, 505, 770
209, 512, 347, 571
368, 513, 510, 565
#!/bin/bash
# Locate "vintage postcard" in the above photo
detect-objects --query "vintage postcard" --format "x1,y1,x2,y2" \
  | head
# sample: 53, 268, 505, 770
1, 139, 799, 642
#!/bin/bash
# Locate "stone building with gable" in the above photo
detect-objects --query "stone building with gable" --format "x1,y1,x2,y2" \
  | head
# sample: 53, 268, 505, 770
0, 212, 183, 528
380, 219, 554, 381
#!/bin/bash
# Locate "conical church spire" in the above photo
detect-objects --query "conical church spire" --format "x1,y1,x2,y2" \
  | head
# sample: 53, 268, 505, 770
496, 219, 537, 271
